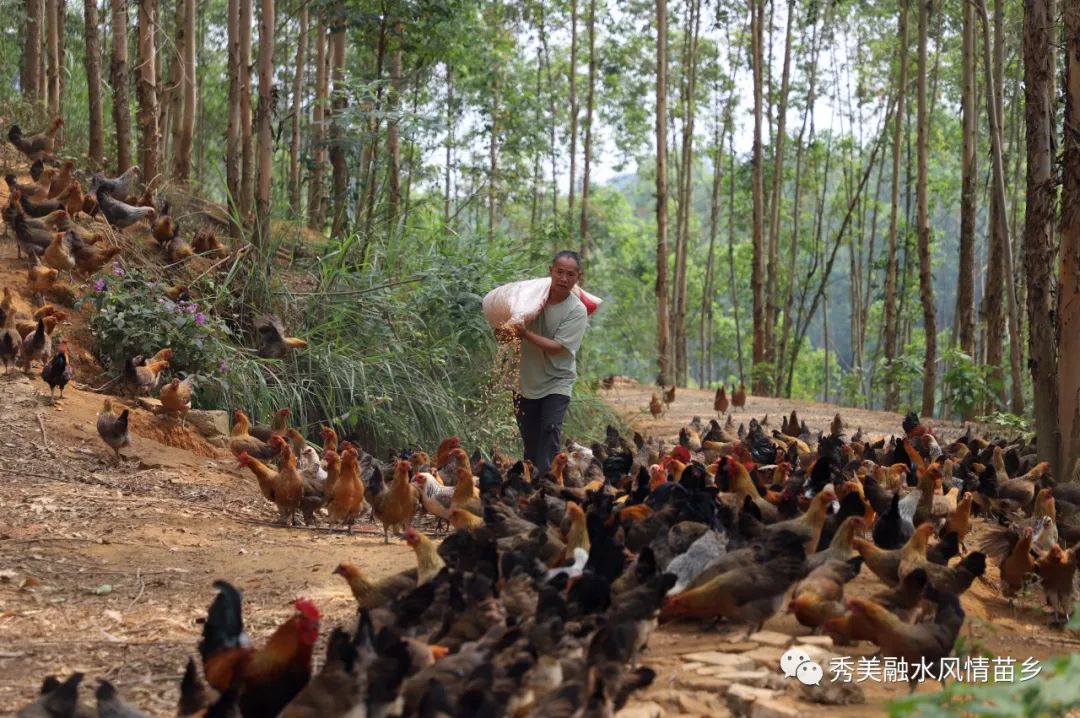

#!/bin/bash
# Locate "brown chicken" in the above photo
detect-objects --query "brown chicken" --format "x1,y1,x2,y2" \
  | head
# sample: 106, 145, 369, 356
732, 383, 747, 410
729, 459, 778, 523
449, 507, 485, 531
71, 238, 122, 276
19, 318, 52, 372
151, 214, 177, 245
854, 523, 935, 588
0, 309, 21, 374
56, 181, 83, 217
159, 375, 195, 426
649, 393, 663, 418
663, 384, 676, 406
254, 314, 308, 358
1000, 526, 1036, 598
28, 264, 59, 294
370, 458, 419, 542
405, 526, 446, 584
46, 160, 76, 198
8, 118, 63, 161
167, 235, 195, 263
333, 561, 420, 610
237, 451, 277, 502
263, 436, 302, 525
229, 410, 275, 460
199, 580, 319, 718
250, 407, 292, 443
808, 516, 866, 569
449, 448, 481, 515
124, 356, 169, 396
433, 435, 460, 469
764, 484, 837, 555
4, 172, 50, 199
897, 522, 937, 582
42, 232, 76, 278
1037, 544, 1078, 623
714, 386, 729, 416
193, 229, 230, 258
845, 588, 965, 692
788, 557, 863, 629
943, 491, 974, 548
96, 398, 131, 463
327, 447, 366, 532
15, 314, 61, 341
320, 426, 339, 453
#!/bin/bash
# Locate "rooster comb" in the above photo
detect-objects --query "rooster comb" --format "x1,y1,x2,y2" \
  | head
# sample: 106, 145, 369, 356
293, 598, 319, 621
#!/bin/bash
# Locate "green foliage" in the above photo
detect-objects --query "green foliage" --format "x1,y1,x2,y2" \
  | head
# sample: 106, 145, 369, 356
977, 412, 1033, 435
942, 348, 998, 418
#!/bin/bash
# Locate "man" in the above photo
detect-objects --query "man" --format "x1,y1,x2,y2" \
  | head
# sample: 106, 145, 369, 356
511, 251, 589, 476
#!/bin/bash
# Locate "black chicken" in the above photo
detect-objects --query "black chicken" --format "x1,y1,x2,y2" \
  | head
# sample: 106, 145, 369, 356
40, 337, 74, 400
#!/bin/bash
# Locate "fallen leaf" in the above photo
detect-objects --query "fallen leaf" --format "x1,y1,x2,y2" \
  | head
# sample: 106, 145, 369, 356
93, 584, 113, 595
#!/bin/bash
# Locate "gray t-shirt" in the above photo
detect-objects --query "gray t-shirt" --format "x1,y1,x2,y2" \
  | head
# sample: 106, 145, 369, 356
519, 292, 589, 399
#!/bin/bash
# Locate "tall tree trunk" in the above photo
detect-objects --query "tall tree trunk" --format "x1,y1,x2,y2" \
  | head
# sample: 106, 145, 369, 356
537, 2, 559, 219
239, 0, 254, 220
24, 0, 41, 102
46, 0, 60, 115
226, 0, 241, 220
673, 0, 701, 386
1033, 0, 1063, 473
38, 0, 47, 102
171, 0, 196, 180
254, 0, 274, 247
328, 18, 347, 237
956, 0, 977, 383
883, 0, 909, 411
386, 19, 404, 229
764, 0, 796, 382
916, 0, 935, 417
976, 0, 1024, 416
443, 62, 454, 226
568, 0, 579, 232
579, 0, 597, 259
655, 0, 671, 386
749, 0, 767, 395
307, 17, 327, 229
728, 121, 745, 385
84, 0, 104, 165
488, 75, 500, 243
700, 86, 729, 386
110, 0, 133, 173
288, 4, 307, 213
136, 0, 161, 185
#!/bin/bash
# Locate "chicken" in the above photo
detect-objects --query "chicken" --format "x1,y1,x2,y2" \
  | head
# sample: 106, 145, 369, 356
56, 181, 83, 218
370, 458, 419, 542
943, 491, 974, 548
159, 375, 195, 425
0, 307, 23, 373
732, 383, 747, 410
177, 658, 213, 718
124, 356, 169, 396
1037, 544, 1078, 623
40, 337, 74, 400
449, 507, 486, 531
845, 587, 965, 692
872, 491, 913, 550
562, 501, 591, 558
332, 562, 417, 609
265, 436, 303, 525
761, 483, 838, 555
96, 187, 157, 229
236, 452, 277, 502
96, 398, 131, 463
4, 172, 49, 199
28, 264, 59, 295
854, 523, 935, 588
19, 317, 52, 373
16, 314, 61, 341
71, 237, 122, 276
433, 435, 460, 469
151, 214, 176, 245
660, 548, 806, 633
90, 165, 141, 200
249, 407, 291, 443
405, 526, 446, 585
922, 552, 987, 596
254, 314, 308, 358
228, 410, 274, 460
193, 229, 230, 258
8, 117, 63, 161
999, 526, 1036, 598
326, 447, 366, 531
277, 626, 363, 718
807, 516, 865, 570
788, 557, 863, 629
649, 394, 663, 418
163, 284, 189, 302
42, 232, 75, 279
95, 679, 153, 718
728, 459, 778, 523
167, 234, 195, 263
46, 160, 75, 199
16, 672, 87, 718
449, 447, 482, 515
199, 580, 320, 718
414, 471, 454, 525
713, 386, 729, 416
663, 384, 675, 407
896, 522, 937, 583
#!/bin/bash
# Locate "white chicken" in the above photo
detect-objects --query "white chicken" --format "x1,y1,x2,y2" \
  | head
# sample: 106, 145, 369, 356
413, 471, 453, 528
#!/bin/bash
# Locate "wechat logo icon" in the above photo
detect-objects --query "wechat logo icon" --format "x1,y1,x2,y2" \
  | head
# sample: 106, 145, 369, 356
780, 647, 823, 686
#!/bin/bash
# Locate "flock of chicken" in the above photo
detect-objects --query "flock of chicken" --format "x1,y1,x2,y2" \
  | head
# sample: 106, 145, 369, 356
22, 401, 1079, 716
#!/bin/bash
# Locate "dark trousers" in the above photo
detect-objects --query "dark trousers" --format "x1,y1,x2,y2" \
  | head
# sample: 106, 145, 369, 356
513, 393, 571, 477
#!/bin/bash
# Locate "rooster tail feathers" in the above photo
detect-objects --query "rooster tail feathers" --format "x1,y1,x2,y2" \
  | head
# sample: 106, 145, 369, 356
94, 678, 119, 702
199, 580, 247, 660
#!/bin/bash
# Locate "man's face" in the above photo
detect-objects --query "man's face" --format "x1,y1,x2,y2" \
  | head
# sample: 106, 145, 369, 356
550, 257, 581, 294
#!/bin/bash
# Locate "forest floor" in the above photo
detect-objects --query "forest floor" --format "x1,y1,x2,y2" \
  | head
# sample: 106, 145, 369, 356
1, 157, 1077, 717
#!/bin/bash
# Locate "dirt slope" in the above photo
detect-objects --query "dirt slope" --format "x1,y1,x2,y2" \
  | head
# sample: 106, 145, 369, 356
602, 379, 1075, 716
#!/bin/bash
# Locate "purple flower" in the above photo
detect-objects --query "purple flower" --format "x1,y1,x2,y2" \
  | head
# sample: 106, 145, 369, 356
94, 278, 107, 292
219, 359, 228, 372
195, 313, 207, 326
112, 263, 125, 277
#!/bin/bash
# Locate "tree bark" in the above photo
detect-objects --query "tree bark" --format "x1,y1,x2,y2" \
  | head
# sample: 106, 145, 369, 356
226, 0, 241, 227
24, 0, 41, 102
110, 0, 133, 173
916, 0, 935, 417
254, 0, 274, 247
443, 62, 454, 226
307, 16, 327, 230
38, 0, 47, 102
655, 0, 671, 386
956, 0, 977, 383
765, 0, 796, 380
883, 0, 908, 411
568, 0, 579, 232
288, 4, 307, 213
46, 0, 60, 116
1032, 0, 1062, 473
84, 0, 104, 165
537, 2, 559, 220
749, 0, 768, 395
673, 0, 701, 386
239, 0, 254, 220
136, 0, 161, 186
328, 18, 348, 238
579, 0, 597, 258
386, 19, 404, 229
173, 0, 196, 180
